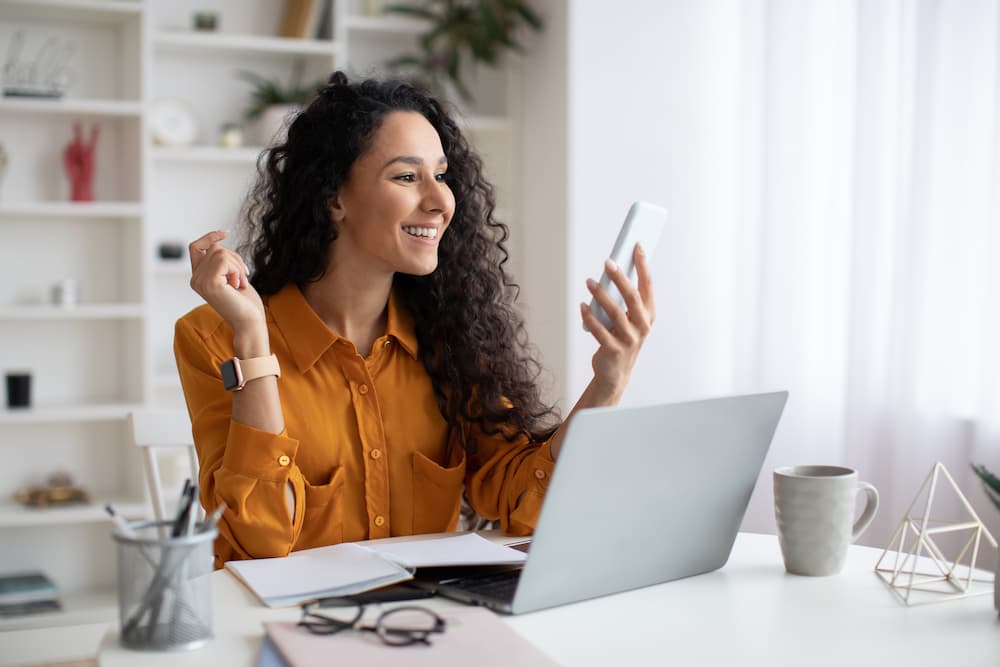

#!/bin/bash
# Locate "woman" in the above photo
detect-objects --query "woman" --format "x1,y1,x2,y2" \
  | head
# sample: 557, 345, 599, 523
175, 72, 655, 568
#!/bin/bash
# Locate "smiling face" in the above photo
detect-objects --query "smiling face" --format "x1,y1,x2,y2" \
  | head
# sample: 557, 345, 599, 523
329, 111, 455, 278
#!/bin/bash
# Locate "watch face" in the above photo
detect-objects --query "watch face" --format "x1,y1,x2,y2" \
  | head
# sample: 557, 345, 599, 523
220, 358, 241, 390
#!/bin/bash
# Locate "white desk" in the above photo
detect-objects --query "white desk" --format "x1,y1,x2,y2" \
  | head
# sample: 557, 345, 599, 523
98, 532, 1000, 666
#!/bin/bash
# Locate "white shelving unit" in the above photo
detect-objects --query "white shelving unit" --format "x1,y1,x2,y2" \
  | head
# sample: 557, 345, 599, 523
151, 145, 260, 164
0, 0, 521, 632
0, 202, 144, 218
0, 499, 146, 528
0, 589, 118, 631
0, 98, 143, 116
154, 30, 343, 57
0, 304, 144, 320
342, 13, 427, 34
0, 402, 143, 424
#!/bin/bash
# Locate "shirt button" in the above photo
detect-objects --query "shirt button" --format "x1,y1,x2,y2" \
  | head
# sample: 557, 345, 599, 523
358, 383, 369, 395
278, 455, 290, 466
374, 515, 385, 527
383, 340, 392, 348
370, 449, 382, 460
534, 469, 546, 480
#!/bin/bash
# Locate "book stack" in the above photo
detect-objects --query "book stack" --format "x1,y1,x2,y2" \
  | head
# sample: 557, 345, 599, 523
279, 0, 329, 39
0, 571, 61, 617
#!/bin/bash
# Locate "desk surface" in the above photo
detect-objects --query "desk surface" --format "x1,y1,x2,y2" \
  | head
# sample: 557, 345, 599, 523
98, 532, 1000, 667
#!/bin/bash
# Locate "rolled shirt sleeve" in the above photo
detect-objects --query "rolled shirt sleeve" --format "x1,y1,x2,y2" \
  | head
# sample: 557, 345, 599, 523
465, 426, 556, 536
174, 315, 306, 566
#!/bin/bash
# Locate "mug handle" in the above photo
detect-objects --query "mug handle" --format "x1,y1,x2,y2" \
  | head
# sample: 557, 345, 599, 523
851, 481, 879, 541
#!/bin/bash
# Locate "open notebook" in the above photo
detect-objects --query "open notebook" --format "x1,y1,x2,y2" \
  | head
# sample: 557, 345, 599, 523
226, 532, 526, 607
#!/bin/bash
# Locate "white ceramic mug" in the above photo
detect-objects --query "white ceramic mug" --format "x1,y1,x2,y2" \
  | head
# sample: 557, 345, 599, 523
774, 465, 879, 576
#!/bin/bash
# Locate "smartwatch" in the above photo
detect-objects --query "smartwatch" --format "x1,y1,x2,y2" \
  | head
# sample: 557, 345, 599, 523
220, 355, 281, 391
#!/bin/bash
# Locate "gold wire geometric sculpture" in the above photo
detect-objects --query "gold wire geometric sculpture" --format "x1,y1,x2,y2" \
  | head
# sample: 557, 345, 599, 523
875, 462, 997, 606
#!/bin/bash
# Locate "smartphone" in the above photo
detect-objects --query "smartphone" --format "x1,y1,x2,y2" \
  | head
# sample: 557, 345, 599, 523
586, 201, 668, 332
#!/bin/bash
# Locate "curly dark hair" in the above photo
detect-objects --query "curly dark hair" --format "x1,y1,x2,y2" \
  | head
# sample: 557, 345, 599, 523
240, 71, 559, 446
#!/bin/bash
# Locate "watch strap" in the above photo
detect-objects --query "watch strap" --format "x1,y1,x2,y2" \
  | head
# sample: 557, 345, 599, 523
239, 355, 281, 385
222, 354, 280, 391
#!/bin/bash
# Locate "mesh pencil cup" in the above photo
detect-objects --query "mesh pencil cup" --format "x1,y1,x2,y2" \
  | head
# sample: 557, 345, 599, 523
113, 520, 216, 651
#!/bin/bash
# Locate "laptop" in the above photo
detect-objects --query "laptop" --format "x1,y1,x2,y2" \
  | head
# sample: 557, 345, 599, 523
415, 391, 788, 614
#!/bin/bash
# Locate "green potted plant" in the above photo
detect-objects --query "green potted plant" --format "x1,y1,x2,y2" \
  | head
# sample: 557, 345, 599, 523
971, 463, 1000, 614
237, 58, 324, 146
382, 0, 544, 105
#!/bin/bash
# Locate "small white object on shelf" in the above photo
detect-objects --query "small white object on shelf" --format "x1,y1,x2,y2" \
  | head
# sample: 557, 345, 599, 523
874, 462, 997, 606
149, 98, 198, 147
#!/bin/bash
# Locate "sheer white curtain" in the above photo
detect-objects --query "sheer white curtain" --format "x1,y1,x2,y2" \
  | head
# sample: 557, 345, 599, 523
732, 0, 1000, 543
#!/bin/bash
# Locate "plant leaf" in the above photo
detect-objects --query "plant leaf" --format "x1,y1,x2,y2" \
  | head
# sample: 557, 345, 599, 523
381, 0, 546, 106
512, 3, 544, 30
971, 464, 1000, 511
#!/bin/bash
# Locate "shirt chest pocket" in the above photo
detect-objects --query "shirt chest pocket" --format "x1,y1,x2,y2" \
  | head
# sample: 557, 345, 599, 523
299, 466, 345, 548
411, 448, 466, 534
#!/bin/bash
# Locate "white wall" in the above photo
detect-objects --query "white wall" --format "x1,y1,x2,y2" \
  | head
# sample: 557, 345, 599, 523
521, 0, 748, 407
565, 0, 746, 405
517, 0, 569, 413
519, 1, 789, 533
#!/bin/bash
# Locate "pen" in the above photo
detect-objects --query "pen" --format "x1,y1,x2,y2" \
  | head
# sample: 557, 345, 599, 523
153, 481, 193, 639
171, 479, 193, 538
104, 503, 135, 537
184, 483, 199, 536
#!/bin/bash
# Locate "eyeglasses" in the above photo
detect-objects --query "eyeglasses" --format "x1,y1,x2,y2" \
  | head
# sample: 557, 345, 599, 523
298, 598, 446, 647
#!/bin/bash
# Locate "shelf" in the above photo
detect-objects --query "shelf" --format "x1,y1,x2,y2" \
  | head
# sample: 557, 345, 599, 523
0, 498, 147, 529
343, 14, 429, 34
460, 115, 512, 133
0, 97, 142, 118
0, 0, 142, 25
0, 403, 143, 424
154, 30, 341, 57
152, 145, 263, 165
0, 202, 143, 219
153, 260, 190, 276
0, 303, 144, 320
0, 587, 118, 631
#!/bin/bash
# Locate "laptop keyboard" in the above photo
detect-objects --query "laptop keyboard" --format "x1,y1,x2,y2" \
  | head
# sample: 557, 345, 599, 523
446, 569, 522, 602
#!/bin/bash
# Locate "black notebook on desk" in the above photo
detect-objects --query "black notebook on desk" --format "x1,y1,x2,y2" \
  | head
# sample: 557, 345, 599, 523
415, 392, 788, 614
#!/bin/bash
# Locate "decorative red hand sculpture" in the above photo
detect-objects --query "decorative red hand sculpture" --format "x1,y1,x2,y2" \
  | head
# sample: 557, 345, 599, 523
63, 122, 99, 202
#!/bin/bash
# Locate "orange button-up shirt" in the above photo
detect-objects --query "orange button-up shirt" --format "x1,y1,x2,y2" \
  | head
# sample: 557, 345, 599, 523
174, 284, 555, 568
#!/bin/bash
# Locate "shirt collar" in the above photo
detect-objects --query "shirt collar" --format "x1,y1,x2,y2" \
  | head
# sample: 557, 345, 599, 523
268, 283, 419, 373
385, 287, 419, 360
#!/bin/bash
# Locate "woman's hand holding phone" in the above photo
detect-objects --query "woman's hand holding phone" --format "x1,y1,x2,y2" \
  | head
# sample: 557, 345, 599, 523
579, 244, 656, 402
578, 201, 664, 403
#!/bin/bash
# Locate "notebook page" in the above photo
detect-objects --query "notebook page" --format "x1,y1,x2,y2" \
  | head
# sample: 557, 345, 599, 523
364, 533, 527, 568
226, 543, 411, 606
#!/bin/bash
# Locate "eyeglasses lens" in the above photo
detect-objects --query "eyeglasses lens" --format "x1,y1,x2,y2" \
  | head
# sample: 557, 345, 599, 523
376, 607, 445, 646
300, 600, 362, 635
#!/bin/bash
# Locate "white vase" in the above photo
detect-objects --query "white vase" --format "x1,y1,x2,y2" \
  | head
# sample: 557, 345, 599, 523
253, 104, 300, 147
